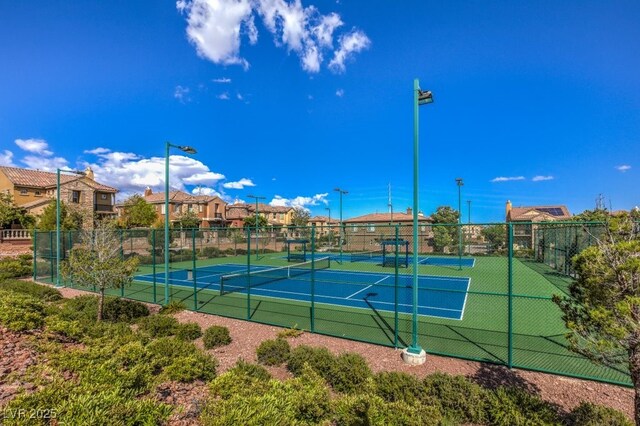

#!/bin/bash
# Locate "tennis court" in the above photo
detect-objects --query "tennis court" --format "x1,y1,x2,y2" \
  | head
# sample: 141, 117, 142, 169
135, 260, 470, 320
289, 252, 476, 268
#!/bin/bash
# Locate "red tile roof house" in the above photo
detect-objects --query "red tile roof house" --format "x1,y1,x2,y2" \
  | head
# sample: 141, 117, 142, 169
343, 208, 434, 254
0, 166, 117, 231
505, 200, 572, 249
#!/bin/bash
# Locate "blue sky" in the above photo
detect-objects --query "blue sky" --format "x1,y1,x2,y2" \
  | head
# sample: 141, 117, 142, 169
1, 1, 638, 222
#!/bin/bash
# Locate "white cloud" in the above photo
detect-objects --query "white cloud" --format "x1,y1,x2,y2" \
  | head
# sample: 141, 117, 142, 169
21, 155, 69, 172
183, 170, 226, 185
212, 77, 232, 83
616, 165, 631, 172
532, 175, 554, 182
335, 88, 344, 97
191, 186, 230, 200
217, 92, 230, 100
236, 93, 244, 101
179, 0, 254, 69
178, 0, 369, 74
15, 138, 53, 156
328, 30, 371, 73
269, 193, 329, 210
222, 178, 255, 189
83, 147, 111, 155
174, 85, 191, 103
491, 176, 526, 183
0, 150, 16, 167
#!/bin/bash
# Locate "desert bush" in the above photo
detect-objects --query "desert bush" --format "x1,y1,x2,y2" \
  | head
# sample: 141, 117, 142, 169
566, 402, 631, 426
203, 325, 232, 349
159, 300, 186, 315
333, 393, 442, 426
164, 352, 217, 382
137, 314, 179, 337
103, 298, 149, 323
277, 326, 303, 339
327, 352, 372, 394
175, 322, 203, 341
0, 279, 61, 301
374, 371, 427, 404
423, 373, 488, 424
0, 291, 46, 331
256, 338, 290, 366
286, 345, 335, 377
0, 256, 32, 279
209, 360, 272, 400
486, 387, 560, 426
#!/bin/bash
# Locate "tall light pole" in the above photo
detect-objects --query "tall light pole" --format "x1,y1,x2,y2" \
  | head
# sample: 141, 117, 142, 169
247, 195, 265, 260
56, 168, 85, 287
467, 200, 471, 255
456, 178, 464, 270
404, 79, 433, 362
165, 142, 197, 305
334, 188, 348, 263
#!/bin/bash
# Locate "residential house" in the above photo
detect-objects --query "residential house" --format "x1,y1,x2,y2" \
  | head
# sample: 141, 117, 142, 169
226, 203, 295, 234
139, 188, 227, 228
343, 208, 434, 253
505, 200, 572, 249
0, 165, 117, 228
308, 215, 340, 237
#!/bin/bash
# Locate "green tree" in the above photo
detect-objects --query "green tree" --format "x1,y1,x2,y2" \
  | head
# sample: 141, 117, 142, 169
175, 210, 200, 229
0, 193, 34, 229
291, 207, 310, 227
120, 195, 157, 228
228, 227, 245, 256
554, 213, 640, 424
243, 215, 268, 229
61, 221, 139, 321
481, 225, 507, 253
38, 201, 83, 231
147, 219, 174, 255
573, 208, 610, 222
431, 206, 460, 253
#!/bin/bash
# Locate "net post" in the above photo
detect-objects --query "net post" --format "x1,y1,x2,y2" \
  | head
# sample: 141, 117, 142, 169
152, 228, 157, 304
192, 228, 198, 311
507, 222, 514, 369
394, 225, 399, 348
246, 226, 251, 320
311, 225, 316, 332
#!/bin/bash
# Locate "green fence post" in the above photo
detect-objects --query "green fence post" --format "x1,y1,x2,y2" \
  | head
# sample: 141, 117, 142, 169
32, 230, 37, 281
152, 229, 157, 304
394, 225, 399, 348
192, 228, 198, 311
311, 225, 316, 332
507, 223, 514, 369
247, 227, 251, 320
49, 231, 54, 283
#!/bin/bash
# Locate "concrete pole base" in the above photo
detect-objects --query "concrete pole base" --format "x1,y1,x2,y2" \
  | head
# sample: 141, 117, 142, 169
401, 348, 427, 365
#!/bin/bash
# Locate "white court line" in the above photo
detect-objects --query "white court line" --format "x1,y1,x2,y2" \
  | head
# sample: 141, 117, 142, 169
459, 277, 471, 320
346, 285, 373, 299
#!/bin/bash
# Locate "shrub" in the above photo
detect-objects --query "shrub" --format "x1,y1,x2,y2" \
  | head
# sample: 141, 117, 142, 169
0, 256, 32, 279
45, 315, 85, 340
256, 338, 290, 366
199, 247, 222, 258
137, 315, 179, 337
374, 371, 427, 404
0, 291, 46, 331
0, 279, 62, 302
333, 393, 442, 426
210, 360, 272, 400
175, 322, 203, 341
423, 373, 488, 424
486, 387, 560, 426
165, 352, 217, 382
58, 295, 99, 322
203, 325, 232, 349
566, 402, 632, 426
277, 326, 303, 339
287, 345, 335, 377
159, 300, 186, 315
103, 298, 149, 323
327, 352, 372, 394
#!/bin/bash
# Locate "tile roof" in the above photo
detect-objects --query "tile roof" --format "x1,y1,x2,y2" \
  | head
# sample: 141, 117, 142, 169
233, 203, 293, 213
344, 212, 432, 223
225, 204, 251, 220
0, 166, 117, 192
508, 205, 571, 221
143, 190, 225, 204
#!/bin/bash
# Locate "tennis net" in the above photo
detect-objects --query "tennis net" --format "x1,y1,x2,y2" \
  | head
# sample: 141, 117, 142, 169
219, 256, 331, 295
350, 249, 383, 262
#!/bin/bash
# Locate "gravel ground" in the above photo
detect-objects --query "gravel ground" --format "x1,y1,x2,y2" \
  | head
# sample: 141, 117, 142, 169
52, 287, 635, 419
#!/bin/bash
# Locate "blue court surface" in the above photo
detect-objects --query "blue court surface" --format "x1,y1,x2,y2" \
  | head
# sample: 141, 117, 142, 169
137, 263, 470, 320
280, 254, 475, 268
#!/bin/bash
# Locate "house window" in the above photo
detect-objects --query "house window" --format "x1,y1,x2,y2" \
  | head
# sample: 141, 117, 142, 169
279, 213, 284, 220
368, 224, 375, 232
19, 189, 28, 196
352, 225, 358, 232
71, 191, 81, 203
174, 204, 180, 212
199, 205, 204, 213
273, 213, 276, 219
100, 194, 107, 200
161, 205, 166, 214
35, 190, 42, 197
420, 225, 426, 232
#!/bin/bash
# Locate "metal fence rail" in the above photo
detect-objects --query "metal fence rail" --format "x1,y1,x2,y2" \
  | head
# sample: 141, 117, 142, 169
33, 222, 632, 387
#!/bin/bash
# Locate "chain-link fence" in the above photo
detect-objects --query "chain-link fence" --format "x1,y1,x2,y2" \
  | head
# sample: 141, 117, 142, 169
33, 222, 632, 386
